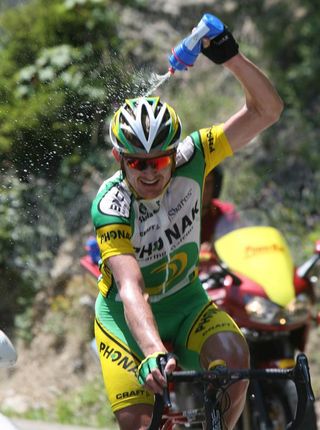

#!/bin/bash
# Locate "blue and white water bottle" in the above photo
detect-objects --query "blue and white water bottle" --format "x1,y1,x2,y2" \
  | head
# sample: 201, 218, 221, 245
169, 13, 225, 73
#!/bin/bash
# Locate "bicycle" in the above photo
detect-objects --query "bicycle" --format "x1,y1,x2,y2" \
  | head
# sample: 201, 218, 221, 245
147, 353, 315, 430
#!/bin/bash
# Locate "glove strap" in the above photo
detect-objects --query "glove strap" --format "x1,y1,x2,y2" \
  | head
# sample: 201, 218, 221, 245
201, 27, 239, 64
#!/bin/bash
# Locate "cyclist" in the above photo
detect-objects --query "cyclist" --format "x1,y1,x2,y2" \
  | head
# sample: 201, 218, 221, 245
91, 16, 283, 430
0, 330, 17, 368
83, 168, 234, 272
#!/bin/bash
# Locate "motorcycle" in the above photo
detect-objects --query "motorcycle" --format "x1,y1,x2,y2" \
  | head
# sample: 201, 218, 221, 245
81, 212, 320, 429
199, 211, 320, 429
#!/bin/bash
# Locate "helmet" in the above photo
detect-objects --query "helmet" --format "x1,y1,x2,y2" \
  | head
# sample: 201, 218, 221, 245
109, 96, 182, 154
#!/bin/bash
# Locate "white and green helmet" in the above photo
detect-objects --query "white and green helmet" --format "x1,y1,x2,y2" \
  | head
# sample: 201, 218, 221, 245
109, 96, 182, 154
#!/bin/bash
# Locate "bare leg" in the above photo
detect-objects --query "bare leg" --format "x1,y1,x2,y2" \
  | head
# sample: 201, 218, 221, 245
200, 332, 250, 429
115, 403, 154, 430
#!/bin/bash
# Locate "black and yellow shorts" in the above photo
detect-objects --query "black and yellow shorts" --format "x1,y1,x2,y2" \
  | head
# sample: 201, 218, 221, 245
95, 280, 242, 412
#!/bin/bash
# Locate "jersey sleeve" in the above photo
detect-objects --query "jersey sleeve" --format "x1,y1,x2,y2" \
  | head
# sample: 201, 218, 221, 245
91, 175, 136, 262
96, 223, 135, 260
199, 124, 233, 177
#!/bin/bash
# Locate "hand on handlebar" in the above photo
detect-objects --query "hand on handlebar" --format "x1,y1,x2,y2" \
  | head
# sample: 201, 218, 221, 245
138, 352, 177, 394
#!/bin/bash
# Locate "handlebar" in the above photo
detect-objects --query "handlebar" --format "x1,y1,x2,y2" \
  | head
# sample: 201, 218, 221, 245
148, 353, 314, 430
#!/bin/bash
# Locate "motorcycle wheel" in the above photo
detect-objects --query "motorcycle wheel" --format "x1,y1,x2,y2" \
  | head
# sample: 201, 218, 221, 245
238, 380, 293, 430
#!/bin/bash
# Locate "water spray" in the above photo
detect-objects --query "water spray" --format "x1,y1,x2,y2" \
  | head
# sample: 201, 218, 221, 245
144, 71, 173, 97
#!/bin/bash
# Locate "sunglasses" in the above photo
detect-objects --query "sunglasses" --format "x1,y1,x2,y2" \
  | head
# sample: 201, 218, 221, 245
123, 151, 175, 172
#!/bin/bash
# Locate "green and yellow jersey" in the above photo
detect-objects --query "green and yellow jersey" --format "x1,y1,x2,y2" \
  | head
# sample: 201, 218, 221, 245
91, 124, 233, 303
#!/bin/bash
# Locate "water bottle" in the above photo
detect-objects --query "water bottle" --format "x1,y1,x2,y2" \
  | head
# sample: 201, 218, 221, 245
169, 13, 225, 73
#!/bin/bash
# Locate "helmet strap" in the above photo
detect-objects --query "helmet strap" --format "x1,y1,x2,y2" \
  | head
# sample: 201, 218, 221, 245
171, 152, 176, 175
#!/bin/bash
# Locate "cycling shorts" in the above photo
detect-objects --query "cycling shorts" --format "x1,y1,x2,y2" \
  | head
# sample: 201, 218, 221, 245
95, 280, 242, 412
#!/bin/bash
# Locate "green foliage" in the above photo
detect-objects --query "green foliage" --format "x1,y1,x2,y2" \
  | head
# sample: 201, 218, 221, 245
0, 0, 143, 176
0, 0, 144, 324
0, 0, 115, 347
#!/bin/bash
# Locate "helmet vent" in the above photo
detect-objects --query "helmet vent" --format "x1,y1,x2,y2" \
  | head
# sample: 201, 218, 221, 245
109, 96, 182, 154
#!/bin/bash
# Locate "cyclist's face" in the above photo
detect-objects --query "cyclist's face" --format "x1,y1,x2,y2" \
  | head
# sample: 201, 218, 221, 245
121, 151, 175, 199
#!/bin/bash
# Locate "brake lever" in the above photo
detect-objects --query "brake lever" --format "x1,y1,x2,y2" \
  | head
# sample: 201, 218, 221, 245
159, 356, 172, 408
295, 353, 315, 402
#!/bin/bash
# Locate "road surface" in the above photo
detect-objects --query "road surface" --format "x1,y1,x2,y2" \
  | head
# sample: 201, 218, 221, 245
5, 405, 320, 429
3, 416, 113, 430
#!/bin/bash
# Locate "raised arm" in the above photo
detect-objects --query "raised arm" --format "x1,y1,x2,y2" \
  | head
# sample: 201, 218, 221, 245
200, 15, 283, 152
222, 53, 283, 152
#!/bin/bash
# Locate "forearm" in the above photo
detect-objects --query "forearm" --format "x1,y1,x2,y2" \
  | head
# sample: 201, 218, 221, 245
200, 19, 284, 151
224, 53, 283, 122
220, 53, 283, 150
108, 254, 165, 356
121, 285, 166, 356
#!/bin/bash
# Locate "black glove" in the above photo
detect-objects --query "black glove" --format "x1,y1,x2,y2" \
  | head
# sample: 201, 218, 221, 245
201, 27, 239, 64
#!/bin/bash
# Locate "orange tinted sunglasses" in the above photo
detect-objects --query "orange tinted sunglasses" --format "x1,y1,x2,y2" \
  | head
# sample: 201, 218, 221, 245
123, 151, 175, 172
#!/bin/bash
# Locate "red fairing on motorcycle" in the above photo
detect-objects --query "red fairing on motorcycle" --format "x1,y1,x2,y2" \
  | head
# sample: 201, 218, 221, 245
198, 214, 319, 429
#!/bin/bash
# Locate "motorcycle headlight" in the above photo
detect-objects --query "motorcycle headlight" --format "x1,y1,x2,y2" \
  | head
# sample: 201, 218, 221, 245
286, 293, 312, 323
245, 294, 312, 325
245, 296, 280, 324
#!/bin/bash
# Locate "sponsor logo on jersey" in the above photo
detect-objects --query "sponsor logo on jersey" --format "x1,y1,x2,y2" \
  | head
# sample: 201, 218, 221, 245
100, 229, 131, 243
168, 188, 192, 219
99, 184, 130, 218
116, 389, 150, 400
139, 224, 161, 237
134, 237, 164, 259
98, 224, 133, 257
195, 307, 220, 334
207, 127, 215, 153
152, 252, 187, 285
99, 341, 138, 375
138, 200, 160, 222
194, 307, 234, 338
187, 304, 240, 351
134, 200, 199, 260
